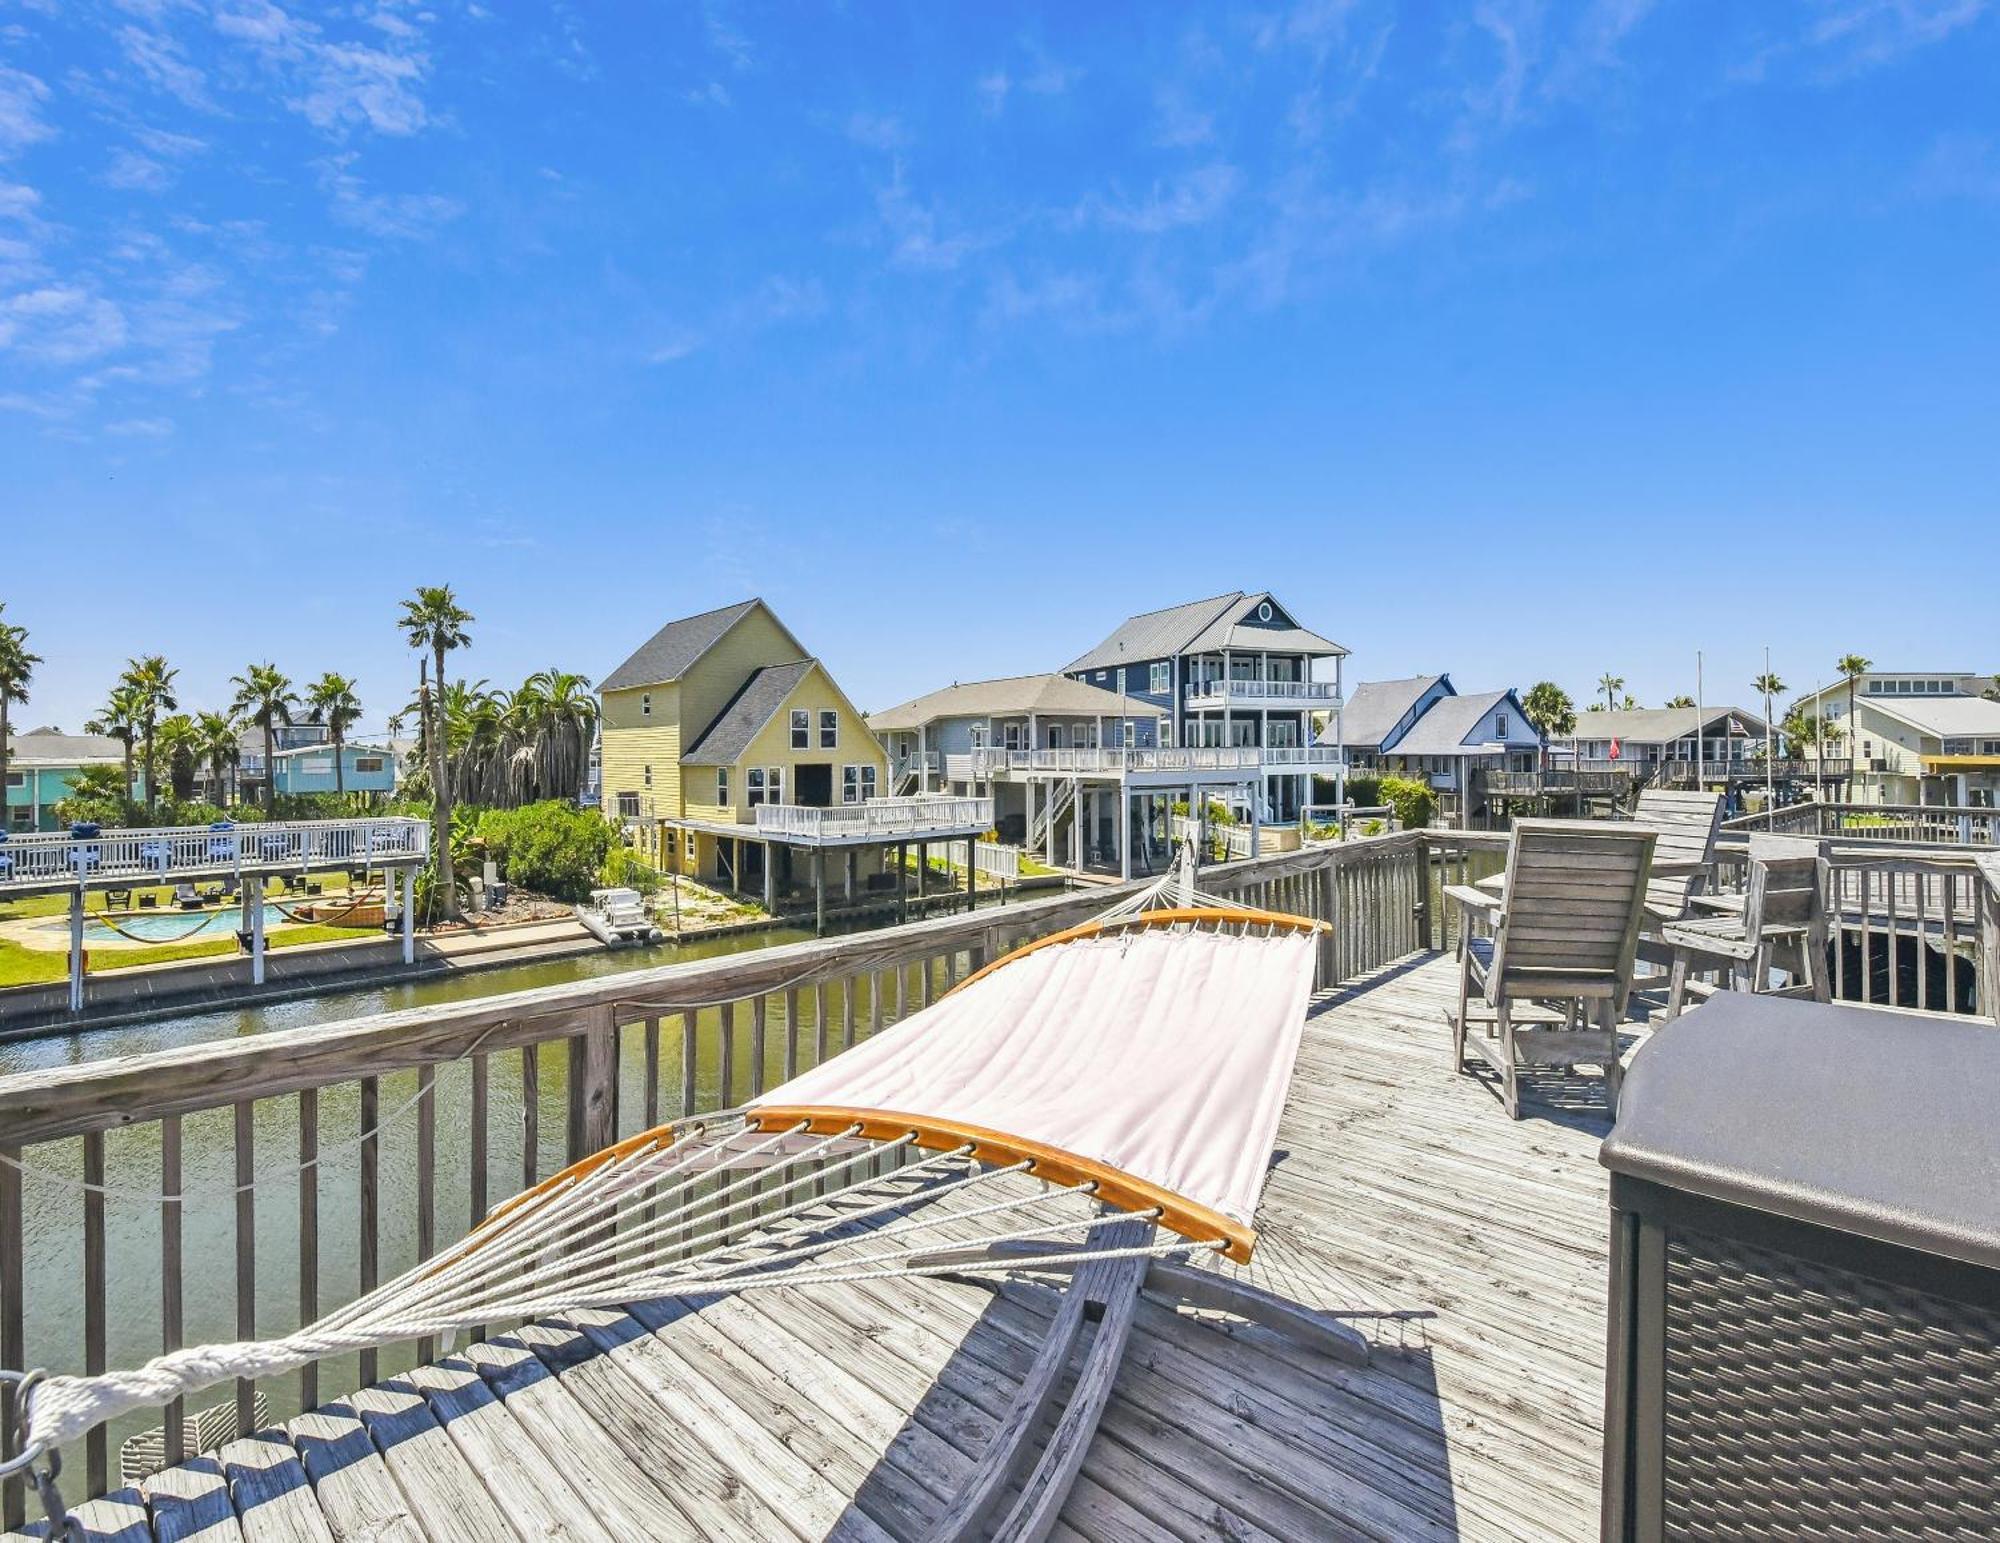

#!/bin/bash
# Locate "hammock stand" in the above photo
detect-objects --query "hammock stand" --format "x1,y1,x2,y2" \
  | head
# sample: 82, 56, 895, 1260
5, 851, 1368, 1540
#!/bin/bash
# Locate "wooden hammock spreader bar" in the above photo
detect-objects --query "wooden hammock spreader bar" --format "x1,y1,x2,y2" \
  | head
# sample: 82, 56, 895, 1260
945, 903, 1328, 1001
748, 1105, 1258, 1263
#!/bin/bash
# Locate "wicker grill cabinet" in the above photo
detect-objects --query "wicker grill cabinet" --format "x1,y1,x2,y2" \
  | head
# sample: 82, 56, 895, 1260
1599, 993, 2000, 1541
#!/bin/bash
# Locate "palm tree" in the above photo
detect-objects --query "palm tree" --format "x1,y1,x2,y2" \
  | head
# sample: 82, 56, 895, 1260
121, 654, 179, 819
305, 672, 363, 797
1664, 694, 1695, 709
195, 711, 241, 806
85, 684, 146, 806
1835, 654, 1871, 755
0, 605, 39, 822
154, 713, 202, 803
230, 663, 299, 812
399, 586, 474, 921
1596, 673, 1625, 713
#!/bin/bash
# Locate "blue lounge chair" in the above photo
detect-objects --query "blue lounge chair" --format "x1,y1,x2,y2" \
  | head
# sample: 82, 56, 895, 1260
207, 821, 237, 864
0, 832, 12, 881
69, 822, 102, 876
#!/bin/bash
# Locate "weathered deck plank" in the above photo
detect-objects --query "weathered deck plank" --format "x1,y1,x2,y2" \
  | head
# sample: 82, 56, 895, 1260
38, 949, 1634, 1543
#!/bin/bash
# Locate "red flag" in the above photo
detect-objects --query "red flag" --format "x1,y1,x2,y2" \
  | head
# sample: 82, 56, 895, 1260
1610, 737, 1622, 760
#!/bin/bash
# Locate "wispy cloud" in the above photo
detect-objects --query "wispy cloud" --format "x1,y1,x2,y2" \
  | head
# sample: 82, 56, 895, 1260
316, 155, 463, 239
0, 284, 128, 365
104, 148, 176, 191
875, 167, 994, 270
1084, 163, 1242, 233
117, 24, 216, 113
1736, 0, 1989, 81
0, 65, 54, 158
105, 415, 174, 437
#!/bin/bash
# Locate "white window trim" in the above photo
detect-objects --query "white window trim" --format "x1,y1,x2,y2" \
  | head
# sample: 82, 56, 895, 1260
819, 710, 838, 749
790, 709, 809, 750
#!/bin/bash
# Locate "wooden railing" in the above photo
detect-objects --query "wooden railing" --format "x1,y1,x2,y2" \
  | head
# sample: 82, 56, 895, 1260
0, 829, 1456, 1519
1726, 800, 1999, 848
752, 796, 993, 843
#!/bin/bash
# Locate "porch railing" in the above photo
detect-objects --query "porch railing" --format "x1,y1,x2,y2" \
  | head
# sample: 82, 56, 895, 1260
1183, 679, 1340, 708
753, 796, 994, 843
0, 829, 1447, 1519
1725, 800, 1999, 847
0, 817, 428, 894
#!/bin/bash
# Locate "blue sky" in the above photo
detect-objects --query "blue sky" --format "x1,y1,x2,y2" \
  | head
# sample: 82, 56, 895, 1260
4, 1, 1997, 733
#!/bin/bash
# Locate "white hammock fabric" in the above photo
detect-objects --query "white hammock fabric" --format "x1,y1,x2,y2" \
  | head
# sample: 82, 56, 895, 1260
13, 884, 1321, 1472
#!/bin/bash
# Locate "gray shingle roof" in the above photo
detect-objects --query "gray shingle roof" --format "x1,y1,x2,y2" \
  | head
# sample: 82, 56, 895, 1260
867, 674, 1147, 732
3, 732, 127, 764
1555, 705, 1768, 745
1338, 676, 1445, 751
601, 600, 761, 692
1063, 592, 1345, 673
1389, 690, 1518, 757
682, 660, 818, 766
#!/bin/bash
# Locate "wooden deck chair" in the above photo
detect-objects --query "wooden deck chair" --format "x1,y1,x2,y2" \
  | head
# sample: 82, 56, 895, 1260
1630, 788, 1725, 924
1445, 819, 1656, 1119
1661, 835, 1830, 1019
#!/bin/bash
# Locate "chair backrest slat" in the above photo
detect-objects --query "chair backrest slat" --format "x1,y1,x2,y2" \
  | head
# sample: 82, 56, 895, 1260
1632, 789, 1725, 918
1491, 819, 1656, 998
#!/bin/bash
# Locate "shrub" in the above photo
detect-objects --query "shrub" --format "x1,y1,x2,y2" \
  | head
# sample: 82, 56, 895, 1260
1378, 774, 1436, 830
601, 844, 664, 895
1344, 775, 1383, 809
471, 801, 613, 902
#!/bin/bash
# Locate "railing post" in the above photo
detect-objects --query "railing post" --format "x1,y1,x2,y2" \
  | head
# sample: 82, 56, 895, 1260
1978, 855, 2000, 1024
567, 1003, 620, 1162
1415, 834, 1433, 951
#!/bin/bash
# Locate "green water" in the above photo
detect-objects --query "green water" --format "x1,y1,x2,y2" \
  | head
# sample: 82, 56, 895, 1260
1, 920, 952, 1492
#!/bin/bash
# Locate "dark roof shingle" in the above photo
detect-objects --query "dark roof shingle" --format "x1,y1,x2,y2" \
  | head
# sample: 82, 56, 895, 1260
601, 600, 761, 692
682, 660, 818, 766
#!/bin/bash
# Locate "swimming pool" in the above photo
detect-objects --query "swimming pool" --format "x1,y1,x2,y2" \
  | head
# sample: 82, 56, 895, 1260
38, 902, 290, 945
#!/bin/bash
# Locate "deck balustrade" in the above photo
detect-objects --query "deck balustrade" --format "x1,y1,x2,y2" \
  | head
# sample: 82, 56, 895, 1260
0, 818, 428, 897
752, 796, 993, 844
1182, 679, 1340, 709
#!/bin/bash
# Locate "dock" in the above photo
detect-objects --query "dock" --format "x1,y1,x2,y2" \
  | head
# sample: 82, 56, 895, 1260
1, 949, 1628, 1542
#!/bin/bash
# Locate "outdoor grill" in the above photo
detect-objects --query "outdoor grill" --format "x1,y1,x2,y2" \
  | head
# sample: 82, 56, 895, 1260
1600, 992, 2000, 1540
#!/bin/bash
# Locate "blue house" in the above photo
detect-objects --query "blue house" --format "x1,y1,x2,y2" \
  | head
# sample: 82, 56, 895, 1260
1060, 591, 1348, 825
4, 731, 133, 832
1337, 674, 1544, 824
269, 742, 400, 798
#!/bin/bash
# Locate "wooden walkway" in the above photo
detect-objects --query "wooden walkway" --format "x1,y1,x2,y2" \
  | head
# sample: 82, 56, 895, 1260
9, 951, 1645, 1543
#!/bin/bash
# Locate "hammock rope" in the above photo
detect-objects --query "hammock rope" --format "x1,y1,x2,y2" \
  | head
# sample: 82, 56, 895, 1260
11, 1113, 1201, 1463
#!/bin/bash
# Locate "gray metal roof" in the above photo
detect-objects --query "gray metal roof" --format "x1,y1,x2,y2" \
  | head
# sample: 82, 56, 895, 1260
1338, 676, 1445, 751
1389, 690, 1519, 757
682, 660, 818, 765
601, 599, 762, 692
1556, 705, 1768, 745
867, 674, 1146, 732
1061, 591, 1348, 674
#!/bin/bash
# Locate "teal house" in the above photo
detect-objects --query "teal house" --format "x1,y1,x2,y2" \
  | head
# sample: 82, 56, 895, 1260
269, 741, 401, 797
3, 731, 133, 832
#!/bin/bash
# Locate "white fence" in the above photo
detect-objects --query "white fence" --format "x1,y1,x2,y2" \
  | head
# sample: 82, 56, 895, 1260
0, 816, 429, 891
753, 796, 995, 843
1183, 680, 1341, 708
945, 746, 1345, 780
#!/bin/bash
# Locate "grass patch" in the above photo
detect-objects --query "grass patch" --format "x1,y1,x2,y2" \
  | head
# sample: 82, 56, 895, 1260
0, 921, 381, 988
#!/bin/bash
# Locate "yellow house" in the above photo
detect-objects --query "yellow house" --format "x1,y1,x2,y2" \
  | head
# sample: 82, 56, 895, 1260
599, 599, 890, 889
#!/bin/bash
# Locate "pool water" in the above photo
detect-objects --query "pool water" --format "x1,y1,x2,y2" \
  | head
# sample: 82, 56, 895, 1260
39, 901, 295, 944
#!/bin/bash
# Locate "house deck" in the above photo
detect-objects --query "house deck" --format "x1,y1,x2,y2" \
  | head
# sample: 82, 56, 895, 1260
8, 950, 1641, 1543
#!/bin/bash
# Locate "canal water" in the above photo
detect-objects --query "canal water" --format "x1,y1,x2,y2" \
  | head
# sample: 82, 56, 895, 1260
3, 922, 872, 1486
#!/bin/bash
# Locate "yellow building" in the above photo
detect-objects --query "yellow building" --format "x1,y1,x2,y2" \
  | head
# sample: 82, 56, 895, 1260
599, 599, 896, 894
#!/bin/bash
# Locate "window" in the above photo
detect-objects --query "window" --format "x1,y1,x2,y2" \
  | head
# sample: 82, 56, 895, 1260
766, 766, 784, 804
842, 764, 877, 803
1002, 722, 1021, 750
1158, 716, 1172, 747
1148, 662, 1170, 694
969, 723, 989, 749
643, 763, 653, 788
1094, 670, 1108, 682
1256, 600, 1274, 622
616, 792, 640, 818
3, 771, 21, 788
641, 693, 651, 717
820, 709, 838, 748
716, 767, 729, 804
1494, 711, 1510, 738
790, 710, 809, 749
747, 767, 766, 806
354, 756, 385, 774
1122, 720, 1136, 747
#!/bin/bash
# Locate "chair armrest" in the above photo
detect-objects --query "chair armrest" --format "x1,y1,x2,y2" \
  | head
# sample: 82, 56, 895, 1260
1443, 883, 1502, 921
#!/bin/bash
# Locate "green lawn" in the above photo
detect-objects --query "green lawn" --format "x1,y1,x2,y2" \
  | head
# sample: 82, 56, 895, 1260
0, 921, 380, 988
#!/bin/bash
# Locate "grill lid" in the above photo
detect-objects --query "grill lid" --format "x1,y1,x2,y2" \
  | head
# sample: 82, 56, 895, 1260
1602, 992, 2000, 1271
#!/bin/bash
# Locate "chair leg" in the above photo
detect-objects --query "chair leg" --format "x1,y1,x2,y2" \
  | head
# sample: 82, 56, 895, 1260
1665, 950, 1690, 1021
1599, 1000, 1624, 1118
1497, 1001, 1520, 1119
1452, 953, 1471, 1073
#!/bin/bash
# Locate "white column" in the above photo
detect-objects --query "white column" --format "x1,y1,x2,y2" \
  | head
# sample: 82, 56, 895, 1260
400, 864, 415, 964
1250, 782, 1262, 857
68, 888, 85, 1013
250, 874, 267, 985
1119, 787, 1132, 880
917, 725, 929, 793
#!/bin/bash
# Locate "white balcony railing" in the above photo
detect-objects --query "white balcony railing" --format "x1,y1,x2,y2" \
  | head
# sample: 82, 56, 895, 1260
753, 796, 995, 843
945, 746, 1344, 779
1183, 679, 1340, 709
0, 816, 429, 890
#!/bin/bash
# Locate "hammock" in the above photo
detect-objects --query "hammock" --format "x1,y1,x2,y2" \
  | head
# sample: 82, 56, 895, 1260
5, 851, 1362, 1531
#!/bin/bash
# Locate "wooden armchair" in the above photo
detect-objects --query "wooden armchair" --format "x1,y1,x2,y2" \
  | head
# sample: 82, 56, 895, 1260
1661, 835, 1829, 1019
1631, 788, 1726, 925
1446, 819, 1657, 1119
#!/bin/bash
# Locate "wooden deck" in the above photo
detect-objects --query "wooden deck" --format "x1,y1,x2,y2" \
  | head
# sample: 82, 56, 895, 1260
8, 950, 1644, 1543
